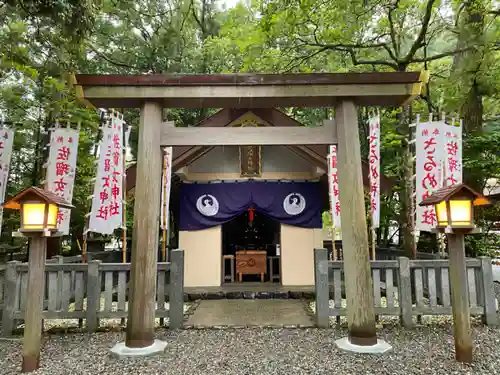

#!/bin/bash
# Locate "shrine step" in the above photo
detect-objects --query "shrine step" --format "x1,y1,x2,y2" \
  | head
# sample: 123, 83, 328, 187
185, 290, 316, 301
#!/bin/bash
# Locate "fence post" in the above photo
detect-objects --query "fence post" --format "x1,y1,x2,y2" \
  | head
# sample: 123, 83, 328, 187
314, 248, 329, 328
1, 261, 20, 336
86, 260, 101, 332
54, 255, 64, 311
169, 249, 184, 329
398, 257, 413, 328
478, 257, 497, 327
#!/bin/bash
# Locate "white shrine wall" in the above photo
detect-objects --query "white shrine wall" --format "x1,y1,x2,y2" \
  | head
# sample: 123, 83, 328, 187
179, 224, 322, 287
179, 225, 222, 287
280, 224, 323, 286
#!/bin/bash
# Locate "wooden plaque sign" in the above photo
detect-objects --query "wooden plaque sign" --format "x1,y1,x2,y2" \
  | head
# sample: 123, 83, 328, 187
240, 145, 261, 177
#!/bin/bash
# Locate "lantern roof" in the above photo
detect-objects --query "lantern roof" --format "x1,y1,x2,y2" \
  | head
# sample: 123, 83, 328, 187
419, 183, 489, 207
3, 186, 74, 210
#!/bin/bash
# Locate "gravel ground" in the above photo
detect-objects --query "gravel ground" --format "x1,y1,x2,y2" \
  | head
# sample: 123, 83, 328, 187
1, 285, 499, 375
2, 325, 500, 375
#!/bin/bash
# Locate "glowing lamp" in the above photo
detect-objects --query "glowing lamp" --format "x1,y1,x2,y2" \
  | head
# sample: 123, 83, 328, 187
419, 184, 489, 233
3, 186, 73, 235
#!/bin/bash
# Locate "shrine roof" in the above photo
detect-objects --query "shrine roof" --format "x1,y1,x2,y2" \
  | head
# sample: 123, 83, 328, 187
73, 71, 428, 108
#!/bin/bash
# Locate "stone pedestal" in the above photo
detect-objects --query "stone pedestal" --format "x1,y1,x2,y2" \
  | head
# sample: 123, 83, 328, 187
335, 337, 392, 354
110, 340, 167, 359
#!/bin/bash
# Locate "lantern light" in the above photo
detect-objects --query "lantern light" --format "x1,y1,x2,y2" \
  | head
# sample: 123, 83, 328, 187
419, 184, 489, 233
3, 186, 73, 235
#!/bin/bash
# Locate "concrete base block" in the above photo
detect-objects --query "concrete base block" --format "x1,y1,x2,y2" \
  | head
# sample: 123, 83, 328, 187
335, 337, 392, 354
110, 340, 167, 359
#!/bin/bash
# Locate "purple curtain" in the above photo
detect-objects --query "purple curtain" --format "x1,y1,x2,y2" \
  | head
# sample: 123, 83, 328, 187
179, 181, 322, 230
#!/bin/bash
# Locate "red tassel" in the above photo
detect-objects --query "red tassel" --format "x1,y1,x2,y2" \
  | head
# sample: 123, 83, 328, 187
248, 207, 255, 223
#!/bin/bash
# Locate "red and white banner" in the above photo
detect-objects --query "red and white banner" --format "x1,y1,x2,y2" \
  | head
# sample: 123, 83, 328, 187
0, 127, 15, 234
444, 122, 462, 186
160, 147, 173, 230
88, 115, 124, 235
368, 113, 380, 228
328, 145, 341, 229
416, 120, 445, 231
46, 128, 80, 235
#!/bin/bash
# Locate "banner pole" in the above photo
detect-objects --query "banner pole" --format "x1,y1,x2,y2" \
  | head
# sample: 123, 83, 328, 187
161, 150, 168, 262
121, 115, 127, 264
371, 227, 376, 260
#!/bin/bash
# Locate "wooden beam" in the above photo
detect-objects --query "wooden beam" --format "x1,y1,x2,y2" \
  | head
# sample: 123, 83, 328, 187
79, 83, 416, 109
335, 100, 377, 346
173, 146, 213, 171
126, 101, 163, 348
160, 121, 337, 146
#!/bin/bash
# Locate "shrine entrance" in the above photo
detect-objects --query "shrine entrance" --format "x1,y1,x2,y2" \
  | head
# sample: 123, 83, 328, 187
222, 208, 280, 283
74, 71, 426, 349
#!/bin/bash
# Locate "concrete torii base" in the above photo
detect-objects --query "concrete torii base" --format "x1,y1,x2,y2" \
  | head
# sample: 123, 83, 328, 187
335, 337, 392, 354
110, 340, 168, 359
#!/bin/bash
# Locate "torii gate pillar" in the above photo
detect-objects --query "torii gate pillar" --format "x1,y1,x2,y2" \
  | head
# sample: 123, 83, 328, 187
111, 101, 166, 357
334, 100, 390, 353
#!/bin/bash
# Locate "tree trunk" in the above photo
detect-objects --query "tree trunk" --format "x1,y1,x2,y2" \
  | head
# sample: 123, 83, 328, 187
452, 0, 486, 134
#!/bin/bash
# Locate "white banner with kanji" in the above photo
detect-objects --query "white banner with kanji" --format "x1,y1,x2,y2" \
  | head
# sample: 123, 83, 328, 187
328, 145, 341, 229
0, 127, 15, 234
444, 122, 462, 186
46, 128, 79, 234
88, 115, 124, 234
368, 113, 380, 228
160, 147, 173, 230
416, 120, 445, 231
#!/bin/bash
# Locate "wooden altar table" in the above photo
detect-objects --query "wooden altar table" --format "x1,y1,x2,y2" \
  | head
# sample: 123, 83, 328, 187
235, 250, 267, 282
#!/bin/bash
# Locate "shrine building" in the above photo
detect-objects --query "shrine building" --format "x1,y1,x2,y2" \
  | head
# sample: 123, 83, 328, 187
126, 108, 392, 288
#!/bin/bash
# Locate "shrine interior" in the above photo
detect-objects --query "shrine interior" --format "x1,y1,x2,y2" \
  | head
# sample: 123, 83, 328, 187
222, 209, 280, 281
222, 210, 280, 256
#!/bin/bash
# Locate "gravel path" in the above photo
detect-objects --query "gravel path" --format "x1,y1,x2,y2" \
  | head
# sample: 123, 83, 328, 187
1, 324, 500, 375
1, 285, 499, 375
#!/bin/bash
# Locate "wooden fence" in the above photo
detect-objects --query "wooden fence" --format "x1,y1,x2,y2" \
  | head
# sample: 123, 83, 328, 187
314, 248, 498, 328
0, 250, 184, 336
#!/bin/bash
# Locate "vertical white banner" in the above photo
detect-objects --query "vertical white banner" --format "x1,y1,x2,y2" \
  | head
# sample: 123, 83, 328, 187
416, 120, 445, 231
368, 113, 380, 228
88, 115, 124, 234
46, 128, 79, 235
444, 121, 462, 186
0, 127, 15, 234
328, 145, 341, 229
160, 147, 173, 230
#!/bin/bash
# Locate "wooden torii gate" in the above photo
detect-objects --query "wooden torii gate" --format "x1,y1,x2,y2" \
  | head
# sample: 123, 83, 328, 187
74, 71, 427, 351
